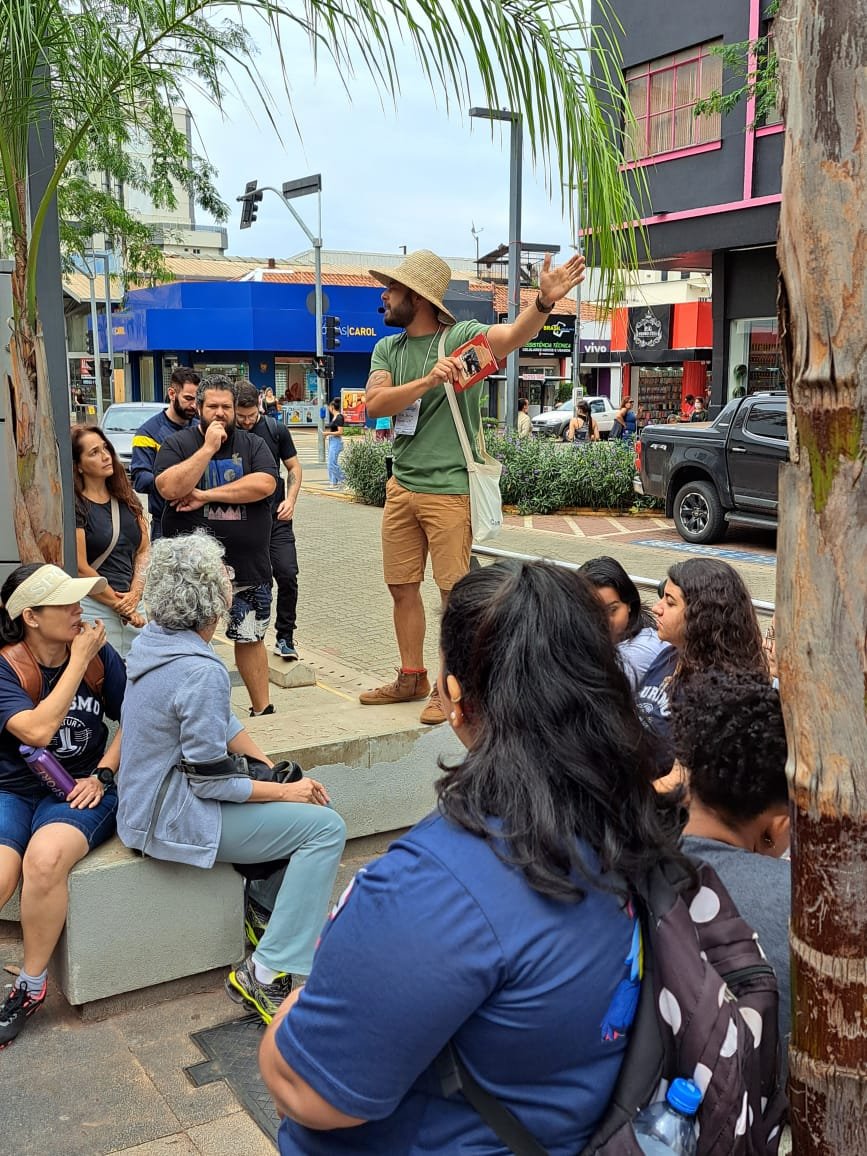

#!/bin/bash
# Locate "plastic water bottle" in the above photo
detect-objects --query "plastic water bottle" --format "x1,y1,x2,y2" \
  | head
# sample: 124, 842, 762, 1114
633, 1078, 702, 1156
20, 745, 77, 800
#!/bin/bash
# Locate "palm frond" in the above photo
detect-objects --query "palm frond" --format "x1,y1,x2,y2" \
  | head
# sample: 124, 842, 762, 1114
1, 0, 645, 324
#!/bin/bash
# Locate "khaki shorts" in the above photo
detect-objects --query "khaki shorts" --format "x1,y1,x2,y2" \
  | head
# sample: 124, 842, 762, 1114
381, 477, 472, 592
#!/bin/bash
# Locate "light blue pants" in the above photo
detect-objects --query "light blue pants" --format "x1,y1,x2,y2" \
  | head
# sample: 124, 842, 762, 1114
327, 436, 345, 484
81, 595, 142, 658
216, 801, 346, 976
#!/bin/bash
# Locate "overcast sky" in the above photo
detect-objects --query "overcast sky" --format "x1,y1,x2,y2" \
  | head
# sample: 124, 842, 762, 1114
182, 18, 580, 266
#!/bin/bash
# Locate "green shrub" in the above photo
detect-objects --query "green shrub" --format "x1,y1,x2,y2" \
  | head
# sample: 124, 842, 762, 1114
341, 428, 660, 515
342, 435, 389, 506
486, 432, 645, 514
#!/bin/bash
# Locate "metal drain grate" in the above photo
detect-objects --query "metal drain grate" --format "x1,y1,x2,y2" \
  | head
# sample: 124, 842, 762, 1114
186, 1014, 279, 1142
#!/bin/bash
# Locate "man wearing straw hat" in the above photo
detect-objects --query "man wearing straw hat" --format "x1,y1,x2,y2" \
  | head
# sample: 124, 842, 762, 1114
361, 247, 585, 724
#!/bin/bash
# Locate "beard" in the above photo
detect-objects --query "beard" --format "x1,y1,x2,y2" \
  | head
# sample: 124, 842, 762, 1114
170, 397, 196, 422
200, 413, 235, 438
384, 294, 417, 329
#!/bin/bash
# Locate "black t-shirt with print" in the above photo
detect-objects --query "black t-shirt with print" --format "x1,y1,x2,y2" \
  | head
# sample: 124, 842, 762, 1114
154, 426, 278, 586
75, 497, 142, 592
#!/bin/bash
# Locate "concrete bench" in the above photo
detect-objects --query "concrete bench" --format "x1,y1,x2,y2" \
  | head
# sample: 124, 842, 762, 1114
0, 842, 244, 1005
0, 722, 460, 1006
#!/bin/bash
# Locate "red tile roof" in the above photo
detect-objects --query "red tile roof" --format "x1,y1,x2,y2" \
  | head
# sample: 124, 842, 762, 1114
259, 270, 605, 320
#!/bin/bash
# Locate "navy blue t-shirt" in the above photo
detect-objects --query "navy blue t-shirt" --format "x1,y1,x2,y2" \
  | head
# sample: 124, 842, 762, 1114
275, 813, 639, 1155
636, 644, 678, 777
0, 644, 126, 795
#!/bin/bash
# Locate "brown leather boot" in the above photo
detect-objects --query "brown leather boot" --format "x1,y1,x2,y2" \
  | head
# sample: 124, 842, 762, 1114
419, 684, 447, 726
359, 669, 431, 706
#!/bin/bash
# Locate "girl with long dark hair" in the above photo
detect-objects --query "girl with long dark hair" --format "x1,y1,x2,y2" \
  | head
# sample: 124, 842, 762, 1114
579, 555, 667, 687
259, 561, 685, 1153
72, 424, 149, 655
637, 557, 769, 777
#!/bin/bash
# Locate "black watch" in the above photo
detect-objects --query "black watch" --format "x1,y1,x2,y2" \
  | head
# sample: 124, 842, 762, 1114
92, 767, 116, 787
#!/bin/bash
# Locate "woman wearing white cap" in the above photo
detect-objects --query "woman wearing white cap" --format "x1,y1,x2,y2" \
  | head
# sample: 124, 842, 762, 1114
0, 563, 126, 1050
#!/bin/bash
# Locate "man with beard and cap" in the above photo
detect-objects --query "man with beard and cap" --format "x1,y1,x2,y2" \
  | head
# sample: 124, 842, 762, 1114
130, 367, 200, 540
361, 248, 585, 725
154, 375, 278, 716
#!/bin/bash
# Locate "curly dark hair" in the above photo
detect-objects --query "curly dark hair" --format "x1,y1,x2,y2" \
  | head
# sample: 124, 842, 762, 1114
666, 558, 767, 692
670, 670, 788, 823
71, 424, 143, 520
437, 560, 687, 902
579, 556, 656, 642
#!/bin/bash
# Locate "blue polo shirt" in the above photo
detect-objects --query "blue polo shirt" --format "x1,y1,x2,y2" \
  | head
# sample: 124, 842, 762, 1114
275, 812, 638, 1155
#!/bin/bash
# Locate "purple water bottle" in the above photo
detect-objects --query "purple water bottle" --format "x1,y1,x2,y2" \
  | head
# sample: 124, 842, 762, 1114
19, 745, 77, 800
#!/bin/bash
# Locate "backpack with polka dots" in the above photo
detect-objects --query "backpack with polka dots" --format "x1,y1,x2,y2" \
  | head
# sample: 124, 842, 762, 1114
440, 857, 788, 1155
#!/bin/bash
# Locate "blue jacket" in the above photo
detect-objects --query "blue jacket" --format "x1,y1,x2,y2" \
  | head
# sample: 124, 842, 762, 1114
130, 409, 191, 530
117, 623, 252, 868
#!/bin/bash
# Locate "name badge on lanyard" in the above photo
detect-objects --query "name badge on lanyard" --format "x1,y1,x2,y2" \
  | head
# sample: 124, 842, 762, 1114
394, 399, 422, 436
391, 329, 441, 437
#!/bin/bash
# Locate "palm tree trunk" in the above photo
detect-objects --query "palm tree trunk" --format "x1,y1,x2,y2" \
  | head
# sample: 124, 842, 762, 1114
776, 2, 867, 1151
5, 323, 64, 564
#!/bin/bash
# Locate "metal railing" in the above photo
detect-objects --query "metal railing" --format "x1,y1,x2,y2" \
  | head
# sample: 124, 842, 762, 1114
471, 544, 775, 617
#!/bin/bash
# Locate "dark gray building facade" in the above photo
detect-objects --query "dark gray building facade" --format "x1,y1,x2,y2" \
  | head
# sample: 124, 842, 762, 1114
595, 0, 783, 404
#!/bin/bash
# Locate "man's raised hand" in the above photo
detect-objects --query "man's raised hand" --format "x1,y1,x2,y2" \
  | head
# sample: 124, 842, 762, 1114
538, 252, 587, 307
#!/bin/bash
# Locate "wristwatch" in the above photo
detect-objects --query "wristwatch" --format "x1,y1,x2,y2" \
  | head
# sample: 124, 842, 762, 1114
91, 767, 116, 787
535, 292, 555, 314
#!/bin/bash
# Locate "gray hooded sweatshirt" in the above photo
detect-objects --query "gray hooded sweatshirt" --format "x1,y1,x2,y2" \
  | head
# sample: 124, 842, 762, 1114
117, 622, 253, 868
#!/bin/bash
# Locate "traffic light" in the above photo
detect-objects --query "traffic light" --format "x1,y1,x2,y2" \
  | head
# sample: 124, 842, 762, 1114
86, 329, 93, 355
325, 315, 340, 350
313, 355, 334, 381
238, 180, 264, 229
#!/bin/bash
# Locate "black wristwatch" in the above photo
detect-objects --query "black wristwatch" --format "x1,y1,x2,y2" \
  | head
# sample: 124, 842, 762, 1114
92, 767, 116, 787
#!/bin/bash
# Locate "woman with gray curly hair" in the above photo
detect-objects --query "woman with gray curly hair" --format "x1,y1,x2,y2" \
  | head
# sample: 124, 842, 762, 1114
116, 531, 346, 1024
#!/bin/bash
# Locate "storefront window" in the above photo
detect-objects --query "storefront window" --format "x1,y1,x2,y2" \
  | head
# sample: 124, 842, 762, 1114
635, 366, 684, 426
728, 318, 782, 398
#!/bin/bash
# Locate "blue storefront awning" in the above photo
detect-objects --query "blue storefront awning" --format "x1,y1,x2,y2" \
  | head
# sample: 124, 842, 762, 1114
109, 281, 390, 355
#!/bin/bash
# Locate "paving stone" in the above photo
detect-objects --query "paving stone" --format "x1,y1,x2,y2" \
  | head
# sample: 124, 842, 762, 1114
185, 1110, 277, 1155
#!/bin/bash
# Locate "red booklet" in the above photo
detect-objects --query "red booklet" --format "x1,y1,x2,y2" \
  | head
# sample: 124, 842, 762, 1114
451, 333, 499, 392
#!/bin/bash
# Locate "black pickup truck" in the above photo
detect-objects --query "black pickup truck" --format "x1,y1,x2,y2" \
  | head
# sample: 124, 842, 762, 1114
636, 392, 788, 543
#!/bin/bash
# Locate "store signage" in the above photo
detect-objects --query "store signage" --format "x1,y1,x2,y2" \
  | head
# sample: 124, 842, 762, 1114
522, 313, 575, 357
627, 306, 671, 362
580, 339, 610, 364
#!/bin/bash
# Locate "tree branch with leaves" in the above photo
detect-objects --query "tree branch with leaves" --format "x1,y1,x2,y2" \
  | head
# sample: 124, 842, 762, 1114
1, 0, 643, 562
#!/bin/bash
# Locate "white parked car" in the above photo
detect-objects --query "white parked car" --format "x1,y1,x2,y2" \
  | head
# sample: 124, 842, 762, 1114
530, 396, 617, 439
100, 402, 164, 471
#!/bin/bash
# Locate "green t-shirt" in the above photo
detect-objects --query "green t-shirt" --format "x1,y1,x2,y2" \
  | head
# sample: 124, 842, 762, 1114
369, 320, 489, 494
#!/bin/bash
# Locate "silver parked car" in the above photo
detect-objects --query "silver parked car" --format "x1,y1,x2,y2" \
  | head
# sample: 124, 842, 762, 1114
530, 395, 617, 439
100, 402, 164, 470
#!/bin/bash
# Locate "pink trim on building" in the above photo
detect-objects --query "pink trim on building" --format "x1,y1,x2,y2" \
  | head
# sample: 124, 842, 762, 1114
743, 0, 762, 199
755, 124, 784, 138
640, 193, 781, 227
621, 140, 722, 171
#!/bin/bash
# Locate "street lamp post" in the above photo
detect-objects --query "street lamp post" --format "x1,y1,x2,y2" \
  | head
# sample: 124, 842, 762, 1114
82, 248, 115, 419
238, 175, 326, 462
565, 177, 587, 399
470, 107, 522, 430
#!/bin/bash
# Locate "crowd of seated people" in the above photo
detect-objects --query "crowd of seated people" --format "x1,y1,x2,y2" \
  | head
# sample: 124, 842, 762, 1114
0, 508, 791, 1150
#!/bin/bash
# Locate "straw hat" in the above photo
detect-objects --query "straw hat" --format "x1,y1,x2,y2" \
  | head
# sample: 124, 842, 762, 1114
4, 564, 107, 621
369, 250, 456, 326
